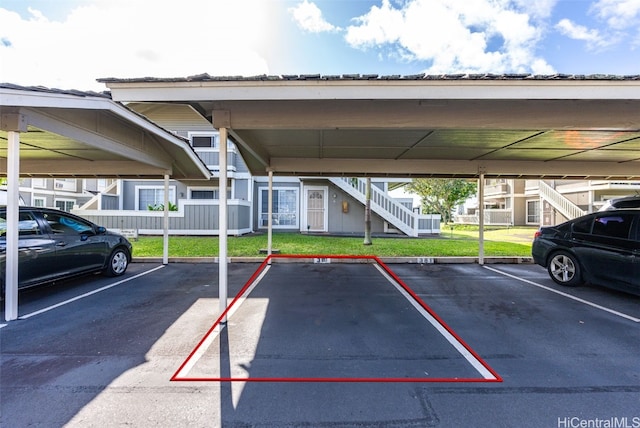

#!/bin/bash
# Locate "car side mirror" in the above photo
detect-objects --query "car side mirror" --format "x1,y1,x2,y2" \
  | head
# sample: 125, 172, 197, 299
96, 226, 107, 234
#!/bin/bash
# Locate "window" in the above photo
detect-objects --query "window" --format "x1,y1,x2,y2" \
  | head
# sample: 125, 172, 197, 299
189, 132, 236, 150
32, 178, 46, 188
33, 197, 45, 207
137, 187, 176, 210
192, 135, 216, 148
189, 187, 231, 200
54, 178, 76, 192
592, 214, 633, 239
54, 199, 75, 212
0, 212, 42, 236
573, 217, 593, 234
191, 190, 215, 200
42, 211, 93, 235
259, 188, 298, 228
96, 179, 111, 192
526, 200, 540, 224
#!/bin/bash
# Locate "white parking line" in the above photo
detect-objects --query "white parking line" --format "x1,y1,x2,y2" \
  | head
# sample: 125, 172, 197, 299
18, 265, 166, 320
374, 264, 498, 380
483, 266, 640, 323
175, 264, 271, 379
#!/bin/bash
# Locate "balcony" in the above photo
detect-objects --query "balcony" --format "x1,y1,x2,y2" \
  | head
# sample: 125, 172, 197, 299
484, 183, 509, 196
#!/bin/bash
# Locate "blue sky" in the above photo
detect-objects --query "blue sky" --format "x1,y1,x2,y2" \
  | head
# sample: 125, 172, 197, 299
1, 0, 639, 90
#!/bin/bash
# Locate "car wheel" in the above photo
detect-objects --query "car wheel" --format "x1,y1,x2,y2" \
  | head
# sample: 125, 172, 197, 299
547, 251, 582, 286
104, 248, 129, 277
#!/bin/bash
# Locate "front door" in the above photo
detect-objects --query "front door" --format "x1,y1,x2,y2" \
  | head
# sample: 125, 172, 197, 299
306, 188, 326, 232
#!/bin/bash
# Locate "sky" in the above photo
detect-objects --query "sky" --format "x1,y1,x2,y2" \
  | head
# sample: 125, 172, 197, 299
0, 0, 639, 91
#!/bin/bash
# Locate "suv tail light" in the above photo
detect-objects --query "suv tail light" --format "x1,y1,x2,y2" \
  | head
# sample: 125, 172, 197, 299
533, 229, 542, 239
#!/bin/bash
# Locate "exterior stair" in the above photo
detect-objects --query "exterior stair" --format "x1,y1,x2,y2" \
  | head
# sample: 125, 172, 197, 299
538, 180, 586, 220
330, 177, 419, 237
78, 181, 119, 210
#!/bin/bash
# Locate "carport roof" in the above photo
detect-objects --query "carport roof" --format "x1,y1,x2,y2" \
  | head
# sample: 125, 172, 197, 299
100, 73, 640, 180
0, 83, 211, 179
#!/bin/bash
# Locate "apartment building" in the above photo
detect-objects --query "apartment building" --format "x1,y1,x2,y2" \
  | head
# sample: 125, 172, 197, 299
457, 179, 640, 226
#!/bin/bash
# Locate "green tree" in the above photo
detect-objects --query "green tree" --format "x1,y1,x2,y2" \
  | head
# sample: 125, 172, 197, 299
405, 178, 477, 224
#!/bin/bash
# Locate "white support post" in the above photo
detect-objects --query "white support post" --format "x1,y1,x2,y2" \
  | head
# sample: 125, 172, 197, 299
363, 177, 372, 245
162, 174, 169, 265
5, 131, 20, 321
267, 169, 273, 259
219, 127, 228, 323
478, 172, 485, 265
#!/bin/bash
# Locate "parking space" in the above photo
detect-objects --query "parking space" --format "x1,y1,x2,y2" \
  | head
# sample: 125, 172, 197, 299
174, 261, 499, 382
1, 261, 639, 427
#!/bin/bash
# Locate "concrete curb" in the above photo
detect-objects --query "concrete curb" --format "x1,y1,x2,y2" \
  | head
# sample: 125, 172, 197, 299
132, 256, 533, 264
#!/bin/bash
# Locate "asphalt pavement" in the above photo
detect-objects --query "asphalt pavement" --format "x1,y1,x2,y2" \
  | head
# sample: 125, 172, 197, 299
1, 260, 639, 427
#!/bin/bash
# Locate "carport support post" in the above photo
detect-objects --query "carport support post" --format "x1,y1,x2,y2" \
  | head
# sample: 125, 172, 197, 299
363, 177, 372, 245
267, 169, 273, 260
4, 128, 23, 321
163, 174, 169, 265
478, 171, 485, 265
218, 126, 228, 323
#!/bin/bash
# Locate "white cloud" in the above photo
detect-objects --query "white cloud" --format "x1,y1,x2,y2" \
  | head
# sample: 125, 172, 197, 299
344, 0, 403, 47
591, 0, 640, 48
555, 19, 589, 39
0, 0, 272, 91
555, 18, 609, 49
513, 0, 557, 19
288, 0, 340, 33
344, 0, 554, 75
555, 0, 640, 52
591, 0, 640, 28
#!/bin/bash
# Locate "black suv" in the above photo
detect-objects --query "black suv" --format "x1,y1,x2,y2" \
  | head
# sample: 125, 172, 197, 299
532, 209, 640, 295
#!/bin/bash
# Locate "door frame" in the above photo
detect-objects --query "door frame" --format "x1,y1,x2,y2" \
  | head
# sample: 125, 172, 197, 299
301, 185, 328, 232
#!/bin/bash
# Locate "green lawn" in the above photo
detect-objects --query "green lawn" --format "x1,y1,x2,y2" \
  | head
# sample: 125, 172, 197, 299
131, 226, 536, 258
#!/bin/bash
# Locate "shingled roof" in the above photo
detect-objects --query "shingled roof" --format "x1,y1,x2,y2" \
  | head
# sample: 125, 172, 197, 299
98, 73, 640, 83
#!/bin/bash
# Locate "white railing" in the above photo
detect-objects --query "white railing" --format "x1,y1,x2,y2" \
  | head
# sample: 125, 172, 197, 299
538, 180, 586, 220
331, 178, 440, 236
456, 209, 513, 225
78, 180, 119, 210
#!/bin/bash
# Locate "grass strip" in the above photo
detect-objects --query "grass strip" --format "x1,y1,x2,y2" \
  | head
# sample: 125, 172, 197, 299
131, 228, 535, 258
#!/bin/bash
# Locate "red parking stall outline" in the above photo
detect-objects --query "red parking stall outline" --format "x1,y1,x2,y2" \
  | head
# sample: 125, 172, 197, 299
171, 254, 502, 383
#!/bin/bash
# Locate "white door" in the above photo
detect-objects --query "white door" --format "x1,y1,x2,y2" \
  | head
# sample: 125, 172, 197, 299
306, 188, 326, 231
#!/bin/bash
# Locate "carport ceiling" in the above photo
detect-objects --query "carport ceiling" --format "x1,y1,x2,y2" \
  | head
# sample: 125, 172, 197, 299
100, 74, 640, 179
0, 84, 211, 179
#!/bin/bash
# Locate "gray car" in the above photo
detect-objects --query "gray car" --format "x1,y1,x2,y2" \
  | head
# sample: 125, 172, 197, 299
1, 207, 132, 295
